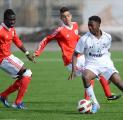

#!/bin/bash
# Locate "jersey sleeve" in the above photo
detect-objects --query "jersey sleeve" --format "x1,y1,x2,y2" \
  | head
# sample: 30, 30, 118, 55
35, 28, 59, 56
107, 34, 112, 50
13, 29, 23, 47
75, 22, 81, 41
75, 36, 85, 54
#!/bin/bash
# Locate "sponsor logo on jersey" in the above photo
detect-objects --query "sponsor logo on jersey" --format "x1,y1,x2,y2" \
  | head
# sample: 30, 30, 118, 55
89, 52, 103, 57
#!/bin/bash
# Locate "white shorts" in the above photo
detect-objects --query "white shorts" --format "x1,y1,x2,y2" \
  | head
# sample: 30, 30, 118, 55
67, 55, 85, 76
85, 64, 119, 80
0, 54, 24, 78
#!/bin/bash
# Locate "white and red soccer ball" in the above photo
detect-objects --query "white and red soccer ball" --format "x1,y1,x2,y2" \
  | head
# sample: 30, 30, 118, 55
77, 99, 92, 113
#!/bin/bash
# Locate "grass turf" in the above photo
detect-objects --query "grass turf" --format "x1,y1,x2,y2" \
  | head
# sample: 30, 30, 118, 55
0, 51, 123, 120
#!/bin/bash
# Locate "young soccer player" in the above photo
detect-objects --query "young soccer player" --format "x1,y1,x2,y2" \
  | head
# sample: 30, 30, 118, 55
33, 7, 120, 100
0, 9, 35, 109
69, 15, 123, 113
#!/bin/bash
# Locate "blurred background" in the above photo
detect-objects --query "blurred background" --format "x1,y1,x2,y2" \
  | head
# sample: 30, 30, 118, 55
0, 0, 123, 50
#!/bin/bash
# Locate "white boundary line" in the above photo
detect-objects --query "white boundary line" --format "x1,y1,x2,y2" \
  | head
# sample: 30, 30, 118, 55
20, 58, 123, 62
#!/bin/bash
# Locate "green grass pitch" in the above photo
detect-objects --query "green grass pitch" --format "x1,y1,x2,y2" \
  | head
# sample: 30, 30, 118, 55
0, 51, 123, 120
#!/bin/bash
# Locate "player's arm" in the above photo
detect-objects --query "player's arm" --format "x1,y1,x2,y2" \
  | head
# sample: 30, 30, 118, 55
34, 28, 59, 57
68, 51, 80, 80
13, 31, 35, 62
75, 22, 81, 41
18, 44, 35, 62
34, 36, 52, 57
68, 35, 85, 80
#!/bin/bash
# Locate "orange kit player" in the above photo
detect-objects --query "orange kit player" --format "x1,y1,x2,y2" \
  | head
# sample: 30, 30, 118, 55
33, 7, 120, 100
0, 9, 35, 109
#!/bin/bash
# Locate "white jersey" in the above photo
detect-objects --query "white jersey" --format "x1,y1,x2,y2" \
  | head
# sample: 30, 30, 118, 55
75, 31, 113, 67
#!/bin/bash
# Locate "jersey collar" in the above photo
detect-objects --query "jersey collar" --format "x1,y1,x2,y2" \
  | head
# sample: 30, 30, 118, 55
1, 22, 11, 31
89, 30, 104, 39
62, 22, 73, 30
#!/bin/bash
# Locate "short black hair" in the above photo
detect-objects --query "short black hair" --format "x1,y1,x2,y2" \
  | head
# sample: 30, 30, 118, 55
4, 9, 16, 20
60, 7, 69, 14
89, 16, 101, 24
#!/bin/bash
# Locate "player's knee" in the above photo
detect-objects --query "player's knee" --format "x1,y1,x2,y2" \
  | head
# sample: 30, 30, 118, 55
82, 75, 92, 87
83, 75, 90, 81
22, 69, 32, 77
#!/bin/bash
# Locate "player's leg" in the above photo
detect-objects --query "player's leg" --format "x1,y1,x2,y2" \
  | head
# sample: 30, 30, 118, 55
67, 64, 95, 100
0, 79, 22, 99
82, 69, 100, 113
13, 68, 32, 108
67, 55, 96, 100
75, 55, 96, 100
110, 72, 123, 91
99, 75, 111, 97
0, 72, 26, 99
99, 75, 121, 100
0, 55, 25, 107
84, 79, 94, 100
0, 79, 21, 107
0, 54, 32, 109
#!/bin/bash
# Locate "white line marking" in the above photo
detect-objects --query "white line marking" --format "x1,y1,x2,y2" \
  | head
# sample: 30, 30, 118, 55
20, 58, 123, 62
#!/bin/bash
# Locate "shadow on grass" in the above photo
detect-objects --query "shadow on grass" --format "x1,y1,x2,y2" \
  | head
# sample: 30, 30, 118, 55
1, 101, 123, 115
0, 101, 79, 115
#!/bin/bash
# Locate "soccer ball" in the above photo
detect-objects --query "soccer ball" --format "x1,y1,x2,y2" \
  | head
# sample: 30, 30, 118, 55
77, 99, 92, 113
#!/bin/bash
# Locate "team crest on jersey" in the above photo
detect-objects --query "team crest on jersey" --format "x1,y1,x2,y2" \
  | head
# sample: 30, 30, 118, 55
74, 29, 78, 35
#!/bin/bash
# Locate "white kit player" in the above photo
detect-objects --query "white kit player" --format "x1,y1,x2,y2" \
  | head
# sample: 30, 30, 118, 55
69, 16, 123, 113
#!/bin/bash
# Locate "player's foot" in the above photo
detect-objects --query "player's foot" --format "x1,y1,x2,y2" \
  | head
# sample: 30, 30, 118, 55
107, 94, 122, 101
0, 96, 10, 107
91, 103, 100, 114
12, 102, 27, 109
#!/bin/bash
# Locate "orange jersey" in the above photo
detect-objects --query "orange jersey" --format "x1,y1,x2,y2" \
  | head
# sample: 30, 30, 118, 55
35, 22, 80, 66
0, 23, 23, 62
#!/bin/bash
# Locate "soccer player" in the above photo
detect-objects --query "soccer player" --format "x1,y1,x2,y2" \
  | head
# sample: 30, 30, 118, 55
0, 9, 35, 109
69, 15, 123, 113
33, 7, 120, 100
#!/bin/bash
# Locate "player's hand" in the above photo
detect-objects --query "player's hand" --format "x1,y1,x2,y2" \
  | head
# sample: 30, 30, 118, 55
32, 53, 38, 62
26, 54, 36, 63
32, 53, 36, 59
68, 71, 76, 80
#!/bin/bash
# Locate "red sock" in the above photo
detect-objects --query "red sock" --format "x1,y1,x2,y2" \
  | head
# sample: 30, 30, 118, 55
84, 79, 95, 100
0, 80, 21, 99
99, 75, 111, 97
15, 76, 31, 104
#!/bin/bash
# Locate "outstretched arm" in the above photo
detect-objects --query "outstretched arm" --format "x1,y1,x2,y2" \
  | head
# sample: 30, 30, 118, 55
34, 36, 52, 57
34, 27, 59, 57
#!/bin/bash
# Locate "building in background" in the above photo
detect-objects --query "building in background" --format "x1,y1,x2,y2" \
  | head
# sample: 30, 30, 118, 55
0, 0, 123, 42
0, 0, 83, 27
0, 0, 123, 27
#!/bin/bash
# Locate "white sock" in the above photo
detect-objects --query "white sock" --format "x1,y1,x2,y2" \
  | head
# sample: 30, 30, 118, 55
86, 85, 98, 104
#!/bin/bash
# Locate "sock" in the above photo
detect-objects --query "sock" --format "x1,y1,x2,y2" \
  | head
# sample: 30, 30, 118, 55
86, 85, 98, 104
84, 80, 94, 100
0, 80, 21, 99
99, 75, 111, 97
15, 76, 31, 105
